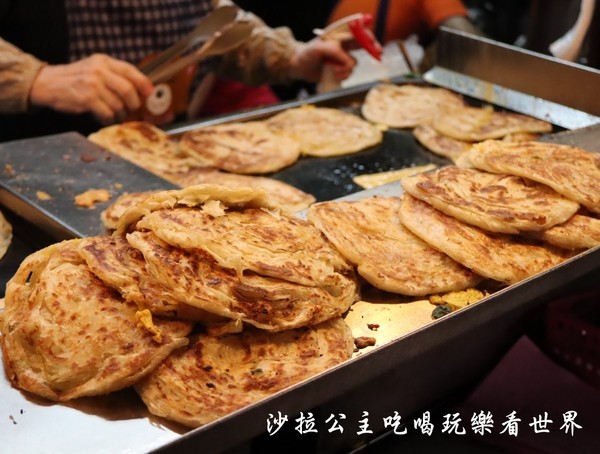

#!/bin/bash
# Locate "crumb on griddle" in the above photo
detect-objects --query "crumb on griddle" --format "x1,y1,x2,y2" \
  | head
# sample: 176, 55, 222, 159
36, 191, 52, 201
80, 151, 98, 163
354, 336, 376, 349
74, 188, 111, 209
367, 323, 380, 331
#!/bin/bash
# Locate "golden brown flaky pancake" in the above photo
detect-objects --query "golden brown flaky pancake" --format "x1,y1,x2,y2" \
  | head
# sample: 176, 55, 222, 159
528, 213, 600, 250
111, 185, 357, 331
0, 209, 12, 260
465, 140, 600, 214
115, 184, 278, 234
135, 318, 353, 428
78, 235, 223, 323
0, 240, 192, 401
399, 195, 573, 285
401, 166, 579, 234
413, 123, 472, 162
361, 83, 465, 128
136, 205, 352, 290
307, 197, 481, 295
265, 106, 382, 157
178, 121, 301, 174
88, 121, 194, 176
100, 191, 156, 230
164, 168, 315, 213
126, 231, 356, 331
432, 106, 552, 142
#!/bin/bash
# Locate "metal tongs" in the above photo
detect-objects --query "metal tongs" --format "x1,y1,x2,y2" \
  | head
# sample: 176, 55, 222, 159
141, 5, 253, 84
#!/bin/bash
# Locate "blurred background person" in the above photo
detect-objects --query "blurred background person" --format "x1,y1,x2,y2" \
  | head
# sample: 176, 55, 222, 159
0, 0, 354, 142
237, 0, 481, 96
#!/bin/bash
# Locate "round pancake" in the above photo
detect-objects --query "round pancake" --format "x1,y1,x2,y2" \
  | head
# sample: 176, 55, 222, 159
115, 184, 278, 235
401, 166, 580, 234
135, 318, 354, 428
0, 209, 12, 260
265, 106, 382, 157
413, 123, 472, 162
163, 168, 316, 213
361, 83, 465, 128
179, 121, 301, 174
78, 235, 224, 323
466, 140, 600, 214
101, 191, 156, 230
432, 106, 552, 141
88, 121, 194, 175
125, 232, 357, 332
307, 197, 481, 296
0, 240, 192, 401
399, 195, 574, 285
528, 213, 600, 250
136, 206, 354, 290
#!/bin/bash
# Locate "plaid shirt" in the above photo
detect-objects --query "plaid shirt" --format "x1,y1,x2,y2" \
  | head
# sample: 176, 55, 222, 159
65, 0, 213, 65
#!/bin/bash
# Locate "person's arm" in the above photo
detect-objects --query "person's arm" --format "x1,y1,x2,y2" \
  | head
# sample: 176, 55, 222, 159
214, 0, 354, 85
0, 37, 46, 113
29, 55, 154, 124
0, 38, 153, 123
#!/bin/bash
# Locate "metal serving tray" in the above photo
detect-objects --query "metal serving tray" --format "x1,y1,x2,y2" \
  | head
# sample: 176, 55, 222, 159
1, 31, 600, 453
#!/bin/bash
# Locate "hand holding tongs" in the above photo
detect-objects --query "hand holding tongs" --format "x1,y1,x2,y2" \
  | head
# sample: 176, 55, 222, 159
141, 5, 253, 84
313, 13, 383, 61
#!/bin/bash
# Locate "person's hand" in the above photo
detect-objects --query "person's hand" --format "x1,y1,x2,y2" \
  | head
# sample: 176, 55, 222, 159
29, 54, 154, 124
288, 38, 356, 83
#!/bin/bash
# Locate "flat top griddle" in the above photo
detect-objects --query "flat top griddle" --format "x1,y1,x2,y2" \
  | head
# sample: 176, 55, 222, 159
269, 125, 450, 202
1, 29, 600, 454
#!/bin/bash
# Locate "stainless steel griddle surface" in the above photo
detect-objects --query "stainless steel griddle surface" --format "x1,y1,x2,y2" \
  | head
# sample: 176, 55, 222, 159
269, 125, 450, 202
0, 132, 177, 240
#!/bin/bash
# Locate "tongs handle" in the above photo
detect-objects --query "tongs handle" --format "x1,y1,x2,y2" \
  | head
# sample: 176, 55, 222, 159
146, 21, 254, 84
139, 5, 239, 76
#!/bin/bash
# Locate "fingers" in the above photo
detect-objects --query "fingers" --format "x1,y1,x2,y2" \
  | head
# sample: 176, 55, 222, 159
106, 58, 154, 109
288, 39, 356, 83
29, 54, 155, 124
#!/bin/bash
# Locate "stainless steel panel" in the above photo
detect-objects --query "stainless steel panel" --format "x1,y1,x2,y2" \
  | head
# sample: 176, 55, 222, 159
431, 28, 600, 118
